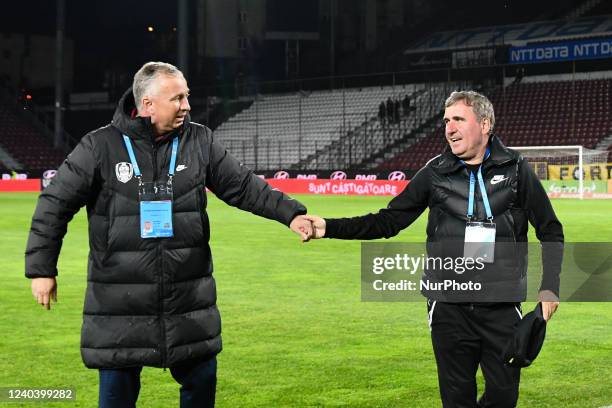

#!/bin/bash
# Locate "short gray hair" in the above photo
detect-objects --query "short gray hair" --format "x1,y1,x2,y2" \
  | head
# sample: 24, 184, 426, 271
445, 90, 495, 134
133, 62, 184, 110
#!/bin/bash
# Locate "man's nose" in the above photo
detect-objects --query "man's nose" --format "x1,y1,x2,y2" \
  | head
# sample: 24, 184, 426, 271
181, 98, 191, 111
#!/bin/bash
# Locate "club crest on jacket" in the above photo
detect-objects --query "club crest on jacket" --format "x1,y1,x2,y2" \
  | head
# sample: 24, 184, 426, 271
115, 162, 133, 183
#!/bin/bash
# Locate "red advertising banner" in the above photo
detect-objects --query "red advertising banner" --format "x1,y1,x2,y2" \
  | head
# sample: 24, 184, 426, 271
266, 179, 409, 196
0, 179, 408, 196
0, 179, 41, 192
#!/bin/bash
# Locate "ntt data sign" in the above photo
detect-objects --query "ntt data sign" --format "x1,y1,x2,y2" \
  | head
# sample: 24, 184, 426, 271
509, 37, 612, 64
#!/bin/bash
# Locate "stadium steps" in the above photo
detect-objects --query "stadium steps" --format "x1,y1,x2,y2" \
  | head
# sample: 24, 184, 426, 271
595, 134, 612, 151
214, 84, 421, 170
348, 82, 479, 171
0, 145, 23, 170
289, 83, 461, 171
351, 115, 440, 170
191, 98, 253, 131
0, 85, 69, 173
595, 134, 612, 161
366, 116, 442, 171
290, 88, 426, 171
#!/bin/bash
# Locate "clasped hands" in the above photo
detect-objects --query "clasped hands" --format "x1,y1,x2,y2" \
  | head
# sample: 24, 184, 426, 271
289, 215, 325, 242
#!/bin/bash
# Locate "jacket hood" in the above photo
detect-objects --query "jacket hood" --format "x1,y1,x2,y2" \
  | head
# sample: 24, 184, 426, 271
111, 88, 191, 142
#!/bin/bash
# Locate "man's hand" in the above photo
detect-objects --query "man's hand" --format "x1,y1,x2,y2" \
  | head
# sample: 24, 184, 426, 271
290, 215, 314, 242
31, 277, 57, 310
538, 290, 559, 321
301, 215, 326, 241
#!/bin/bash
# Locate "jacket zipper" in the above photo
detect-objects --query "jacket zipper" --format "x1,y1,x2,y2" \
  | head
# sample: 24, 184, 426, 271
158, 241, 167, 369
151, 141, 167, 369
152, 142, 158, 181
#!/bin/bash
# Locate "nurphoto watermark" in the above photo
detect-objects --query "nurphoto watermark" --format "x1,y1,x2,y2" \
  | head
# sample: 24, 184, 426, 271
361, 242, 612, 302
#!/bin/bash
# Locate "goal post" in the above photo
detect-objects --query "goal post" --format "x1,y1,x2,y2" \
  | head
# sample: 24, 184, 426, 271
510, 145, 611, 199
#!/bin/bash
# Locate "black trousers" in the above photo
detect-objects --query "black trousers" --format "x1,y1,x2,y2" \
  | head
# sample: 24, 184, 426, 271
427, 301, 522, 408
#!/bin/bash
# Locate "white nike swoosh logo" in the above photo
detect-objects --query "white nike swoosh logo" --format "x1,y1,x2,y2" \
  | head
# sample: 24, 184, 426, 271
490, 176, 508, 185
176, 165, 187, 172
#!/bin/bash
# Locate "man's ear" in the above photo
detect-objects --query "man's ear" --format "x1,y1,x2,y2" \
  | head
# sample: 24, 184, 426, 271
481, 117, 491, 136
141, 96, 154, 115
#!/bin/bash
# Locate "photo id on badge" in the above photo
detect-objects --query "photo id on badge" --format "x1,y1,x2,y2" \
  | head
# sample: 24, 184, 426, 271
464, 222, 496, 263
140, 200, 173, 238
139, 181, 174, 239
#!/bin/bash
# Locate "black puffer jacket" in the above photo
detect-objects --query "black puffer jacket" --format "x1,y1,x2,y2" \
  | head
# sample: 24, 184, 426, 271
325, 135, 564, 300
25, 89, 306, 369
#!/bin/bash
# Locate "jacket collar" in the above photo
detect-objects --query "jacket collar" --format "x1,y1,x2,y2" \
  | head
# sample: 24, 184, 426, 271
111, 88, 190, 144
432, 134, 518, 174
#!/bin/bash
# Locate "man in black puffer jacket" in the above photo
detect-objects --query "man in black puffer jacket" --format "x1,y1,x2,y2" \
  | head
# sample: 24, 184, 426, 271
303, 91, 564, 408
25, 62, 312, 408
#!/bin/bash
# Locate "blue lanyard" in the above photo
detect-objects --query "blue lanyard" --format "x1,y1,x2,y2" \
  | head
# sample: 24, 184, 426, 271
464, 147, 493, 221
122, 135, 179, 178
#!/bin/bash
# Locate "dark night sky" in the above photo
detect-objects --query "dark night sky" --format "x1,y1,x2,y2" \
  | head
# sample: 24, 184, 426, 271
1, 1, 177, 36
1, 1, 180, 91
0, 1, 322, 91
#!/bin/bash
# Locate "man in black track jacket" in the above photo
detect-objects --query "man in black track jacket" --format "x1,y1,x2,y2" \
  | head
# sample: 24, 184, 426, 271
303, 91, 563, 408
25, 62, 313, 408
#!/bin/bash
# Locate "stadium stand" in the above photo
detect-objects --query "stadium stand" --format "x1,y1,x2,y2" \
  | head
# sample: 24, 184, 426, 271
0, 143, 22, 171
213, 83, 428, 170
64, 109, 114, 145
595, 132, 612, 161
403, 14, 612, 55
0, 99, 67, 173
294, 81, 471, 171
581, 0, 612, 18
378, 75, 612, 172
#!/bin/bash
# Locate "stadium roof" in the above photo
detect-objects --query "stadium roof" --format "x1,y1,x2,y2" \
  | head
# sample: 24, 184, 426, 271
404, 15, 612, 54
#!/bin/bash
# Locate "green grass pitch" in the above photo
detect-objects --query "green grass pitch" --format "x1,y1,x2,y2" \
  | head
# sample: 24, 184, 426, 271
1, 192, 611, 407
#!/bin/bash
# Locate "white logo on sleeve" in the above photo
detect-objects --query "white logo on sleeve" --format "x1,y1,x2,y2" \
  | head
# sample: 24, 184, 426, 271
176, 164, 187, 172
490, 175, 509, 185
115, 162, 133, 183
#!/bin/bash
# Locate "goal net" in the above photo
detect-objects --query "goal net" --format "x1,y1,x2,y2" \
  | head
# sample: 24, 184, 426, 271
510, 145, 611, 199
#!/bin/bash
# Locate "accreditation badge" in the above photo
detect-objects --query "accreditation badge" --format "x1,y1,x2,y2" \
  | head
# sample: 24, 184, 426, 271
139, 181, 174, 238
464, 222, 496, 263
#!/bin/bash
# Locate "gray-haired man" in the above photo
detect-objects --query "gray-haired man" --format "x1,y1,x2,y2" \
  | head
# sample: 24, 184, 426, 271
304, 91, 563, 407
26, 61, 313, 407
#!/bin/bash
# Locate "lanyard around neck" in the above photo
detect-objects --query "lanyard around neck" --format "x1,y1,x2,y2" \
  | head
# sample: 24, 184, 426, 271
122, 135, 179, 178
463, 147, 492, 221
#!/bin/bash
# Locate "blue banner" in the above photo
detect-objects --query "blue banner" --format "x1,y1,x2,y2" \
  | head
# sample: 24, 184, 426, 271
509, 37, 612, 64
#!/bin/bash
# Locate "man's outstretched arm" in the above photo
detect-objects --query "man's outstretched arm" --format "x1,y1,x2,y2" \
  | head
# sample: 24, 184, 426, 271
204, 129, 309, 237
302, 166, 431, 241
